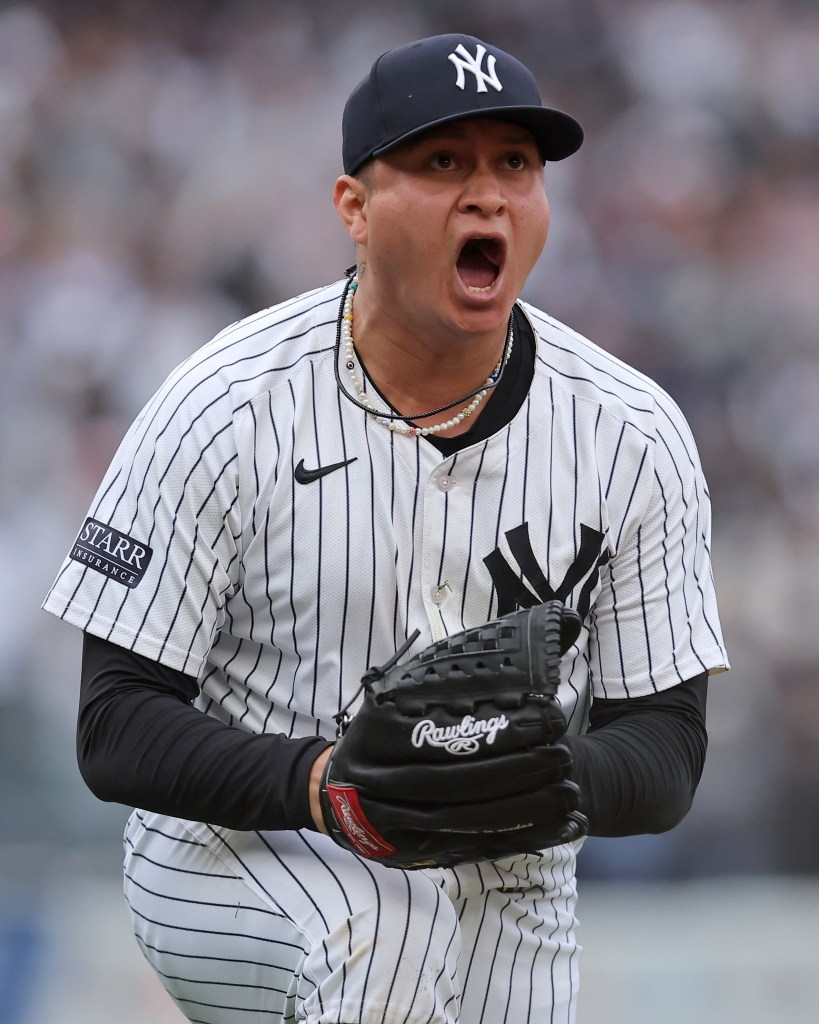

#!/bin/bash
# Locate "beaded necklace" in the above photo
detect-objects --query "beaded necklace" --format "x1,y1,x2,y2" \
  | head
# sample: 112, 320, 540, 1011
337, 276, 513, 437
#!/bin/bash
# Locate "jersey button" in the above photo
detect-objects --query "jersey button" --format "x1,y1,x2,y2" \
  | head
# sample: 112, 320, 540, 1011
438, 476, 454, 491
431, 582, 451, 605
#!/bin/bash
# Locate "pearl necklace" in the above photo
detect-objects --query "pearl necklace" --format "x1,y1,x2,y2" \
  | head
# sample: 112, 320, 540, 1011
340, 277, 513, 437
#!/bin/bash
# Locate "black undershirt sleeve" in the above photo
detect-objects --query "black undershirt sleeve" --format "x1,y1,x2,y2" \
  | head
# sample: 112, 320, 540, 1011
563, 673, 709, 837
79, 631, 707, 838
78, 631, 332, 832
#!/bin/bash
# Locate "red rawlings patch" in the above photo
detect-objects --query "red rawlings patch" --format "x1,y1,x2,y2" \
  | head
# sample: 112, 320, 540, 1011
325, 785, 397, 858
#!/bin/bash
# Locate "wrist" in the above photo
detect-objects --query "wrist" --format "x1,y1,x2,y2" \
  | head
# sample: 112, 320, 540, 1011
309, 745, 334, 833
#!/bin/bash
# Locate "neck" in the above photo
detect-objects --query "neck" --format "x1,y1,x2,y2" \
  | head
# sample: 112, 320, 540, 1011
339, 276, 513, 438
350, 278, 512, 410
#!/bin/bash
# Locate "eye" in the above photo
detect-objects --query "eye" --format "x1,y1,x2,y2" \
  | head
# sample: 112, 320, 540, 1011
430, 152, 456, 170
504, 152, 528, 170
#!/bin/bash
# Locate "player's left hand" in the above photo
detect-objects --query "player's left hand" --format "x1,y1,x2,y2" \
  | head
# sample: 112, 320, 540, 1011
318, 601, 589, 869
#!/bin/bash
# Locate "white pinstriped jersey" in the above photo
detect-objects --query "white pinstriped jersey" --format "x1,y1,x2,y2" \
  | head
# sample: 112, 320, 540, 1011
45, 276, 729, 1024
44, 277, 728, 746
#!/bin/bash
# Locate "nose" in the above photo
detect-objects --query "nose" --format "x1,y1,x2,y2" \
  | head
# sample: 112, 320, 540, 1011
458, 165, 507, 216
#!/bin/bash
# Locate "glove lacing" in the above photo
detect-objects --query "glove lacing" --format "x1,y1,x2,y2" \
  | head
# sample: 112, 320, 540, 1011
333, 628, 421, 737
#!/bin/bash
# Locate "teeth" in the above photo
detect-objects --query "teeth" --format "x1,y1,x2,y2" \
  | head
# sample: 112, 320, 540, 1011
468, 285, 493, 293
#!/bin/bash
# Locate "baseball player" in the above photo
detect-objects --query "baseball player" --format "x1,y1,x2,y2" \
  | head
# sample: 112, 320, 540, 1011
43, 33, 728, 1024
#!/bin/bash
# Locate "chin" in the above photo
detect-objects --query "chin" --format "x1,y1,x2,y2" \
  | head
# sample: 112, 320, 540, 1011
451, 304, 511, 339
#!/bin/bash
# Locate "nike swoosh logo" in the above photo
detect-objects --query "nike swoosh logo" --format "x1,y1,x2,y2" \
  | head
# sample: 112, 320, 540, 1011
294, 457, 357, 484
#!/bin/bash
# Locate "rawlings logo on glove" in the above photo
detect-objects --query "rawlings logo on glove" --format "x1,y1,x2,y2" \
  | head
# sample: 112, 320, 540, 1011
411, 713, 509, 753
319, 600, 589, 869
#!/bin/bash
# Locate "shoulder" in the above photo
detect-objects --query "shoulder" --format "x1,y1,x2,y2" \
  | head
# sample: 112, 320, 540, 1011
161, 280, 346, 411
519, 301, 697, 449
111, 280, 346, 466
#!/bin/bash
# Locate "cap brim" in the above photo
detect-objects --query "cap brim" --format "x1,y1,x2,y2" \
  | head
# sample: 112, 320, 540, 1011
371, 105, 584, 164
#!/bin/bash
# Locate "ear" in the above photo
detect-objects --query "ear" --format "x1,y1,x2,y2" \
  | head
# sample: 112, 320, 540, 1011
333, 175, 369, 246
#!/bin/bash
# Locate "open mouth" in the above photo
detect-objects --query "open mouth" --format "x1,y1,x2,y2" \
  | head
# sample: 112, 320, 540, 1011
456, 237, 504, 292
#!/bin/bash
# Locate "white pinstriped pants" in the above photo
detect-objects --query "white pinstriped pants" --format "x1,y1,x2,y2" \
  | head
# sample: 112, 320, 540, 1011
123, 810, 582, 1024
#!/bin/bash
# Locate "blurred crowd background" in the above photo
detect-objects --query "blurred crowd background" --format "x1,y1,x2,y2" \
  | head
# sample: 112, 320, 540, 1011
1, 0, 818, 974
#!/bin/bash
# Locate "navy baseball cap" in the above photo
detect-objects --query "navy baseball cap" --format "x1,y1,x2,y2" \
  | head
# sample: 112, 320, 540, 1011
342, 34, 583, 175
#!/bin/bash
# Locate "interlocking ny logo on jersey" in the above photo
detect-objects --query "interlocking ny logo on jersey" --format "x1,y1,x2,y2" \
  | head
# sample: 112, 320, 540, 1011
448, 43, 503, 93
69, 517, 153, 588
484, 521, 609, 618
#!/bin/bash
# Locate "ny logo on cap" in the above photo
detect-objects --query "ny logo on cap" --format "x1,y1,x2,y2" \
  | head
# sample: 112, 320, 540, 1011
448, 43, 503, 93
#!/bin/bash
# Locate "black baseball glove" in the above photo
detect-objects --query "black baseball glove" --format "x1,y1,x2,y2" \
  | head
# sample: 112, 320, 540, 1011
318, 600, 588, 869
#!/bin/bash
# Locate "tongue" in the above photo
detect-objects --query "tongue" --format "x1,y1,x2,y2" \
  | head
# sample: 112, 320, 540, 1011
457, 245, 498, 289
